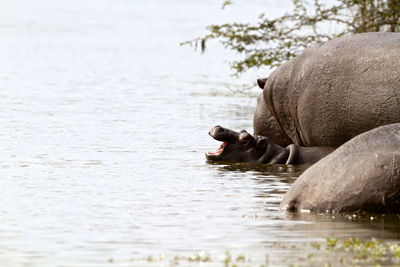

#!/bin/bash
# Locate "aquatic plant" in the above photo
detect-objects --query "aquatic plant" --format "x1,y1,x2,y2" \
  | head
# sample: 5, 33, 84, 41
107, 238, 400, 266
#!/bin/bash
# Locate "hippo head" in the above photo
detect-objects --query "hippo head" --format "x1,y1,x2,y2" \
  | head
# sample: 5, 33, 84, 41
205, 125, 276, 163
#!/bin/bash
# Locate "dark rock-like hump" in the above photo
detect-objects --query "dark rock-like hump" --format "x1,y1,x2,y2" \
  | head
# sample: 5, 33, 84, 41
280, 123, 400, 213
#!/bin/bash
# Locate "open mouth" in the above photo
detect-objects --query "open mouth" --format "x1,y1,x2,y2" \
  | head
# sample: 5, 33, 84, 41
206, 126, 240, 160
206, 141, 227, 157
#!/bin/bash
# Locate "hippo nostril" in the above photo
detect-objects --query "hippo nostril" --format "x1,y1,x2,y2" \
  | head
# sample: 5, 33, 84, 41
209, 125, 223, 137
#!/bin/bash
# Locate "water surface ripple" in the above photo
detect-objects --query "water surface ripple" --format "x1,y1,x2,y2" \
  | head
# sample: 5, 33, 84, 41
1, 0, 399, 266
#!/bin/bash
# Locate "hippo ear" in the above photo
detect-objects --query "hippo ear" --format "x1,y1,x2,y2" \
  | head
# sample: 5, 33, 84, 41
257, 78, 268, 89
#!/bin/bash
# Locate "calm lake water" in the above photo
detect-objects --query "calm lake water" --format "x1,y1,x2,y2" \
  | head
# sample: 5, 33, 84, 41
1, 0, 400, 266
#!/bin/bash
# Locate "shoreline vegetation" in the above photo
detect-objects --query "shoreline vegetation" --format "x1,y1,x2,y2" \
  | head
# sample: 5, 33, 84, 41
106, 237, 400, 266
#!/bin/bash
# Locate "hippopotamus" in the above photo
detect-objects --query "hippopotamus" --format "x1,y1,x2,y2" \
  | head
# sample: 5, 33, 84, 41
206, 125, 333, 164
280, 123, 400, 213
207, 32, 400, 165
254, 32, 400, 148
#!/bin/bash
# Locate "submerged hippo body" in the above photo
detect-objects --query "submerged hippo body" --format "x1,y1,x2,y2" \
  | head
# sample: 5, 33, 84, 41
206, 126, 333, 165
255, 32, 400, 147
280, 123, 400, 213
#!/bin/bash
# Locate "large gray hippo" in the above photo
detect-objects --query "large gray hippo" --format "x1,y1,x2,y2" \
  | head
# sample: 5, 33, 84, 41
280, 123, 400, 213
208, 32, 400, 164
254, 32, 400, 148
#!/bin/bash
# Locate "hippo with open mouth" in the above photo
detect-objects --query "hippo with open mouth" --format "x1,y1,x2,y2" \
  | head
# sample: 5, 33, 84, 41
205, 32, 400, 213
206, 125, 333, 165
207, 32, 400, 165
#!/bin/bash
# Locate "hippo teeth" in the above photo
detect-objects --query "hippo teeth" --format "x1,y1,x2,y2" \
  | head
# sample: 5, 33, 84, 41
207, 141, 227, 156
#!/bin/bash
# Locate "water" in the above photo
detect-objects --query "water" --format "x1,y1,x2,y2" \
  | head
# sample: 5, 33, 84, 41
1, 0, 400, 266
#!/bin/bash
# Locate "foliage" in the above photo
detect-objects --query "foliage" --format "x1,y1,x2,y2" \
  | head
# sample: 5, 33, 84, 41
108, 238, 400, 266
182, 0, 400, 74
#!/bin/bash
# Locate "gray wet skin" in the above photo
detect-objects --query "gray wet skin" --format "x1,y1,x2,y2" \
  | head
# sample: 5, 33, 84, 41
280, 123, 400, 214
254, 32, 400, 147
206, 126, 333, 165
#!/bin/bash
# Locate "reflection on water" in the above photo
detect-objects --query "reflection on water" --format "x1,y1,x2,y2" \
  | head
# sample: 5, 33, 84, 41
0, 0, 400, 266
208, 161, 307, 176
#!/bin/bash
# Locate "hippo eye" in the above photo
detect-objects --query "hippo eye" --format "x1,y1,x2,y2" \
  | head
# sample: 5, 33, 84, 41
256, 138, 268, 150
239, 132, 255, 146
